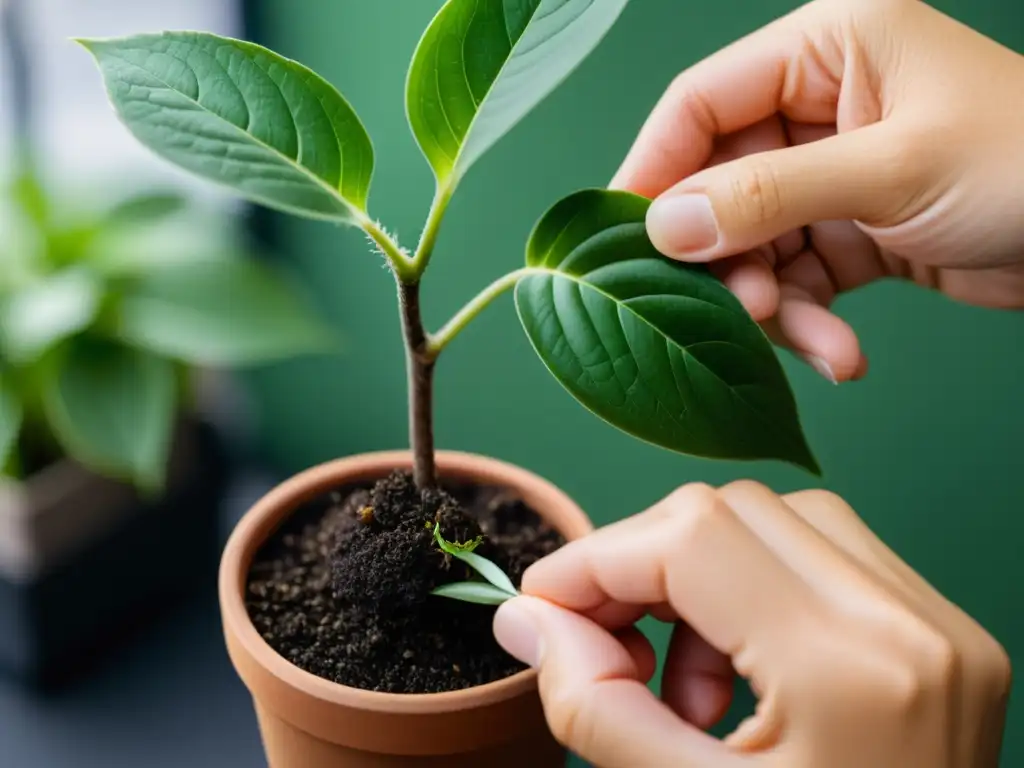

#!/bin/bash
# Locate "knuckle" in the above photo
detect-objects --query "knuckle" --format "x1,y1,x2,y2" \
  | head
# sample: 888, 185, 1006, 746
915, 630, 959, 690
786, 487, 841, 505
666, 74, 719, 135
885, 622, 958, 711
726, 158, 785, 226
785, 488, 852, 514
659, 483, 732, 550
978, 633, 1013, 698
721, 478, 772, 497
883, 661, 928, 714
663, 482, 717, 511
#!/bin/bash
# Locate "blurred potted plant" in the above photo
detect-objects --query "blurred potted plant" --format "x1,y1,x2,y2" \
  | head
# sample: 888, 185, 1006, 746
0, 164, 334, 686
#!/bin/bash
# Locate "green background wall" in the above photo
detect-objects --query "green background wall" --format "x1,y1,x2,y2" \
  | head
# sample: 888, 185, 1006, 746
244, 1, 1024, 763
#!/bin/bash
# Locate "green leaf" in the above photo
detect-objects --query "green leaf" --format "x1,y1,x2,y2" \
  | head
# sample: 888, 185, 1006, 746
78, 32, 374, 224
0, 269, 101, 363
104, 190, 188, 229
453, 551, 519, 596
86, 207, 235, 278
431, 582, 515, 606
433, 523, 519, 596
0, 378, 23, 472
515, 189, 820, 474
43, 340, 177, 489
115, 259, 335, 366
407, 0, 629, 187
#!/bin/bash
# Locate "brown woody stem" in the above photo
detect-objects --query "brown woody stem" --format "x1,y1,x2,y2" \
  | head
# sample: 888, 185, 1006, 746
398, 278, 437, 490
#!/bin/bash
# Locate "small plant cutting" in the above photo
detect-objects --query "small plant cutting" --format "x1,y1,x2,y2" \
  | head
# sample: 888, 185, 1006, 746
77, 3, 819, 759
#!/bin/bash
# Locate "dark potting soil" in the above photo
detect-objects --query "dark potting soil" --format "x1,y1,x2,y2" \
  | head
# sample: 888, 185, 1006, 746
245, 471, 566, 694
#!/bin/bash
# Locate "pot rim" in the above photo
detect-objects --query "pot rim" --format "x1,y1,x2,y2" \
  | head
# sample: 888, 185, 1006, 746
219, 449, 592, 716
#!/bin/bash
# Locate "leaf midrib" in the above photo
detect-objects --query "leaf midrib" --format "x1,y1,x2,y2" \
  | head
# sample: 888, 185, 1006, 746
521, 267, 801, 444
98, 44, 365, 223
444, 0, 547, 180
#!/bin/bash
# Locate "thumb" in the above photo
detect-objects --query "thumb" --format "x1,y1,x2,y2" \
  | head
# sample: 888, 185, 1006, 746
645, 122, 928, 262
493, 596, 747, 768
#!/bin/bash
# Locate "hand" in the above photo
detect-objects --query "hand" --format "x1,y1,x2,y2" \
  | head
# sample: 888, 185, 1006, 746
611, 0, 1024, 383
493, 482, 1012, 767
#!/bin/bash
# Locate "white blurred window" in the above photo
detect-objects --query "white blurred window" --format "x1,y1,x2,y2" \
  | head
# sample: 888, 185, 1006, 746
0, 0, 241, 203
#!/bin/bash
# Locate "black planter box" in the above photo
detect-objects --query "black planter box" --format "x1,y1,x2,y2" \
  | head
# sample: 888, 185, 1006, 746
0, 418, 230, 689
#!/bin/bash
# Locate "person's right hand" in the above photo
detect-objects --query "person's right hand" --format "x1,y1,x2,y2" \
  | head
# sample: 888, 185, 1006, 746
611, 0, 1024, 384
494, 482, 1013, 767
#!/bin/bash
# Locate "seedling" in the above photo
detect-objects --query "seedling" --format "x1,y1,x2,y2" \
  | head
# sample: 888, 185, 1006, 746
431, 523, 519, 606
77, 0, 818, 600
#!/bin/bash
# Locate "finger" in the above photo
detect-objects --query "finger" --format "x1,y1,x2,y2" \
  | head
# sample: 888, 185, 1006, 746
762, 282, 865, 383
662, 621, 735, 729
617, 625, 658, 684
783, 489, 1015, 768
710, 251, 780, 321
645, 123, 928, 263
610, 1, 836, 196
494, 597, 747, 767
782, 489, 936, 603
521, 484, 818, 673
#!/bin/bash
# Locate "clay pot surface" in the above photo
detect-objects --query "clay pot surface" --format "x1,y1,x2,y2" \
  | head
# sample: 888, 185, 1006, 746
219, 450, 593, 767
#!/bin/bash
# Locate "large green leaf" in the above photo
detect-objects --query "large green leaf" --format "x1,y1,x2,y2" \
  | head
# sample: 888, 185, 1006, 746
407, 0, 629, 187
515, 189, 820, 474
78, 32, 374, 224
115, 259, 335, 366
0, 377, 23, 472
43, 340, 177, 489
0, 269, 101, 363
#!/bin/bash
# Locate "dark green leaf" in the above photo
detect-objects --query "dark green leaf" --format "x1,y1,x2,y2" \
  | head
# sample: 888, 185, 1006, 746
0, 269, 101, 363
78, 32, 374, 224
115, 259, 335, 366
407, 0, 629, 187
431, 582, 515, 605
0, 377, 23, 471
515, 189, 819, 474
43, 340, 177, 489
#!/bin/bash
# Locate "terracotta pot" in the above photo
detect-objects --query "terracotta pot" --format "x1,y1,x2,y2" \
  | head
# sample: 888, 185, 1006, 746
219, 450, 592, 767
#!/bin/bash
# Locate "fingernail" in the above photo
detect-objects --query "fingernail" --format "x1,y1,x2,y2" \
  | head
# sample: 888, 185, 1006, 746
647, 194, 719, 257
493, 599, 543, 668
805, 354, 838, 384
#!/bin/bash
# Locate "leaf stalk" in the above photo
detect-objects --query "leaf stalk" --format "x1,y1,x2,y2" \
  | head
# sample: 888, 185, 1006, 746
361, 217, 416, 283
410, 183, 454, 277
426, 267, 538, 358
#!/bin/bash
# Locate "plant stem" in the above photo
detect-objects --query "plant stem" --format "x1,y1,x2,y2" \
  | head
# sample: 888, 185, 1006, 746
398, 278, 437, 489
362, 217, 416, 283
410, 183, 453, 276
426, 267, 538, 358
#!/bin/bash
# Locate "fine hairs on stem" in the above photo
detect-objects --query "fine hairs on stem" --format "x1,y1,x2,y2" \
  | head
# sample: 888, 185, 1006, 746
364, 180, 534, 492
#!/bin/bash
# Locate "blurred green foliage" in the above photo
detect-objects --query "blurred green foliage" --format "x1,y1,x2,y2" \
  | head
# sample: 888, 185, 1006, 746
0, 163, 334, 489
